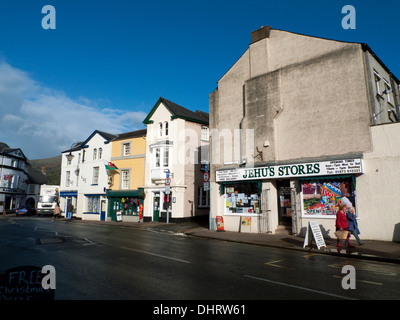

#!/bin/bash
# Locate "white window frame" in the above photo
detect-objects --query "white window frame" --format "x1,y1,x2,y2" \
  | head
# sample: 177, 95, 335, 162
121, 169, 130, 190
123, 143, 131, 157
201, 126, 209, 141
198, 187, 210, 208
92, 166, 99, 185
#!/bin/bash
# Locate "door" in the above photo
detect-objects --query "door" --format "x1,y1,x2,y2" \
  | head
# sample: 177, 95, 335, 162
277, 180, 292, 225
153, 192, 160, 222
100, 200, 106, 221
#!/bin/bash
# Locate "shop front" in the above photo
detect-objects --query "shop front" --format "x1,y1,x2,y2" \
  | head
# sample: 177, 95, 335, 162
106, 188, 144, 222
214, 158, 363, 234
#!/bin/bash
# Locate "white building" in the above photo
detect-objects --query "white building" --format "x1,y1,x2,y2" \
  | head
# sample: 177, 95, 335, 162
142, 97, 209, 222
60, 130, 116, 220
0, 143, 30, 212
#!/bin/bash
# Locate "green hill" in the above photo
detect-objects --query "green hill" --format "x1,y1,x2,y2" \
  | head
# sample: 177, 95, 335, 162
29, 155, 62, 185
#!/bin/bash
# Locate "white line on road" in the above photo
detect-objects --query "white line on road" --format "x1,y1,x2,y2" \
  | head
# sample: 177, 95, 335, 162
243, 275, 357, 300
120, 246, 190, 264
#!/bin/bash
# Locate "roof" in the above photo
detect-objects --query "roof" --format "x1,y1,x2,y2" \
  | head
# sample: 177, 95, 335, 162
112, 129, 147, 142
143, 97, 209, 125
28, 170, 49, 185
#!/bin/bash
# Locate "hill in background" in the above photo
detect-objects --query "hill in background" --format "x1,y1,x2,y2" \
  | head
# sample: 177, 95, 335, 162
29, 155, 62, 185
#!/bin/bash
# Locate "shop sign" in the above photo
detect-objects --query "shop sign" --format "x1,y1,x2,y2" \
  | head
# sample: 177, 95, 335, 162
216, 158, 363, 182
303, 221, 326, 250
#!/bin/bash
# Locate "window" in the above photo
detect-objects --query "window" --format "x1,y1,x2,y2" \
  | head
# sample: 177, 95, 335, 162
301, 177, 355, 218
201, 126, 209, 141
93, 148, 97, 160
92, 167, 99, 185
374, 71, 381, 95
383, 80, 393, 105
98, 148, 102, 159
159, 122, 163, 137
66, 171, 71, 187
87, 196, 100, 213
123, 143, 130, 156
164, 121, 169, 136
224, 182, 261, 215
198, 187, 209, 207
163, 148, 169, 167
121, 169, 130, 190
155, 148, 161, 167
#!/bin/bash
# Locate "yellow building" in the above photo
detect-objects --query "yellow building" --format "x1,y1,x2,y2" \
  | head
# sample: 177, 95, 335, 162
106, 129, 147, 222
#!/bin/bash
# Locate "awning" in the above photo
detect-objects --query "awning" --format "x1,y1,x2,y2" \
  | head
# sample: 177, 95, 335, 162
106, 188, 144, 198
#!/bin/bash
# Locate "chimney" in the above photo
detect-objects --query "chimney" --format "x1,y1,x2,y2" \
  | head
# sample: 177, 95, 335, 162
251, 25, 271, 44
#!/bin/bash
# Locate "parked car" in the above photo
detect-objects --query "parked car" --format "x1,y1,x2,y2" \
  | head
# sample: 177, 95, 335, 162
15, 205, 37, 216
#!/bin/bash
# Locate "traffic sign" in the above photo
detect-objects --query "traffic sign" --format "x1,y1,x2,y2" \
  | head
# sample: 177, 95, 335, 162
165, 177, 171, 185
203, 172, 209, 182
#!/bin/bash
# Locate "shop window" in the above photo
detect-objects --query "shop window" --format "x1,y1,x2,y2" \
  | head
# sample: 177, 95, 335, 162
301, 177, 355, 218
112, 197, 141, 216
87, 196, 100, 213
224, 182, 261, 215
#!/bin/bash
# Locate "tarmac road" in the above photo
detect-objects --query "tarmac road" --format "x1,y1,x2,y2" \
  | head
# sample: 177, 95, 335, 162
1, 216, 400, 301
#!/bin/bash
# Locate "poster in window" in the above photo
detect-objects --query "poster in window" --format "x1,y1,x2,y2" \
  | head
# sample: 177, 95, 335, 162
302, 179, 354, 217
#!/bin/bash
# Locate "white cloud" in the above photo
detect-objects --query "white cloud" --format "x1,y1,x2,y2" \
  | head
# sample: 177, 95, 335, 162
0, 61, 147, 159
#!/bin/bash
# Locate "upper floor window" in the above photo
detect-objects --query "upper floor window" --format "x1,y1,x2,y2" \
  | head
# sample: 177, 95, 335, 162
164, 121, 169, 136
123, 143, 130, 156
374, 71, 381, 95
98, 148, 102, 159
159, 122, 169, 137
121, 169, 130, 190
93, 148, 97, 160
92, 166, 99, 185
201, 126, 209, 141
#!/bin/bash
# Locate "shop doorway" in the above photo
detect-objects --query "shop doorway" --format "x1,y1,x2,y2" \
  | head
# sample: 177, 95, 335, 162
277, 180, 292, 226
153, 192, 160, 222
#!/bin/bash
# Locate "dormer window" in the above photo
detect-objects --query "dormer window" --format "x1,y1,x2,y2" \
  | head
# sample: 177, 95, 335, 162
164, 121, 169, 136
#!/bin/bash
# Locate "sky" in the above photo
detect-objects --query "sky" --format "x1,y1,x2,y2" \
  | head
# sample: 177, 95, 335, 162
0, 0, 399, 159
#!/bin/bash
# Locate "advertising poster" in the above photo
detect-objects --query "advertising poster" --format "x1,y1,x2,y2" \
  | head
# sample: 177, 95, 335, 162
302, 178, 354, 217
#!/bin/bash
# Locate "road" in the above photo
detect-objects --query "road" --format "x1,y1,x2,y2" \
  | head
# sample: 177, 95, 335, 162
1, 216, 399, 302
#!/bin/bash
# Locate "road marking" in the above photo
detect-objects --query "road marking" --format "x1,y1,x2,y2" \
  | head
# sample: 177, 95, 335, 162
264, 259, 295, 270
83, 238, 97, 246
120, 246, 190, 264
243, 275, 357, 300
332, 275, 383, 286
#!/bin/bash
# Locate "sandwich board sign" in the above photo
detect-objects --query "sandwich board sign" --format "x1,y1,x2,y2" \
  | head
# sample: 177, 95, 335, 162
303, 221, 326, 249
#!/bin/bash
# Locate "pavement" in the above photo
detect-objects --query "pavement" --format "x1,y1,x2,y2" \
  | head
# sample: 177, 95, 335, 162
2, 214, 400, 263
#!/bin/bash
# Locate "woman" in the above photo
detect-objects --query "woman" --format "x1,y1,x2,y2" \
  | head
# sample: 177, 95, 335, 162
335, 203, 354, 248
346, 210, 363, 245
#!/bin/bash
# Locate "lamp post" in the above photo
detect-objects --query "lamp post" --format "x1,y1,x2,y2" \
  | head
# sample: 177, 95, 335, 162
164, 169, 170, 223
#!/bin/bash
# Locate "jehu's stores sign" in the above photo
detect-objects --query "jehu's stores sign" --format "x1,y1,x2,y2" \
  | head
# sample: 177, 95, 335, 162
216, 158, 363, 182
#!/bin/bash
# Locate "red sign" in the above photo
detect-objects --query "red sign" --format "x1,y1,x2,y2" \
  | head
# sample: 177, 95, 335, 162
216, 216, 224, 231
165, 177, 171, 185
203, 172, 209, 182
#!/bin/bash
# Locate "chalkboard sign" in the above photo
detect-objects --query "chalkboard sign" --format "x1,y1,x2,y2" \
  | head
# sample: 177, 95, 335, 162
0, 266, 55, 300
303, 221, 326, 250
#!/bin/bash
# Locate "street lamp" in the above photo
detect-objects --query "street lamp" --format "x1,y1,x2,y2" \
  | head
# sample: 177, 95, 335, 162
65, 143, 77, 163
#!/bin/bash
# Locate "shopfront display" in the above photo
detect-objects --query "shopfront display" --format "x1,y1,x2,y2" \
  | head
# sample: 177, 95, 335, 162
301, 176, 355, 218
224, 182, 261, 215
106, 189, 144, 222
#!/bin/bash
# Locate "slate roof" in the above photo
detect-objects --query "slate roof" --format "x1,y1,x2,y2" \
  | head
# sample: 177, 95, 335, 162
143, 97, 209, 125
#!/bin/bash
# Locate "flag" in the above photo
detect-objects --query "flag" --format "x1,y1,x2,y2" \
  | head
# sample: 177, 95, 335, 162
105, 162, 118, 170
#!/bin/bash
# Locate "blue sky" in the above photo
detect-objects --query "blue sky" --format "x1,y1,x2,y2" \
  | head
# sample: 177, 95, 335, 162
0, 0, 399, 159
